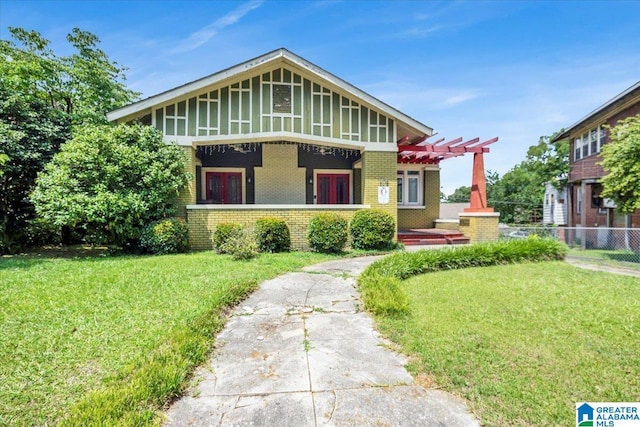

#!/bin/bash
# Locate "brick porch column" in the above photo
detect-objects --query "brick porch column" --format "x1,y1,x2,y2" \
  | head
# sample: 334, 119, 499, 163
361, 151, 398, 234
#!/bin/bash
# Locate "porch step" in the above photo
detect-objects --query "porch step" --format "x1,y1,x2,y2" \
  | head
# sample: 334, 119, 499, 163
445, 236, 470, 245
397, 229, 470, 246
401, 238, 448, 246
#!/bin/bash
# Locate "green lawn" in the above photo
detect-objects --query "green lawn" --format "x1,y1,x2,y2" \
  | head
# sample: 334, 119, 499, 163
375, 261, 640, 426
568, 247, 640, 269
0, 250, 334, 426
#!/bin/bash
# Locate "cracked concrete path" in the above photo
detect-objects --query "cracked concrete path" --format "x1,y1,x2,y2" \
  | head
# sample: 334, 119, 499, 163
164, 256, 479, 426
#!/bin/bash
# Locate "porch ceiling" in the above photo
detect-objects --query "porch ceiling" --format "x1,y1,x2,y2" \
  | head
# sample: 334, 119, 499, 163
397, 135, 499, 164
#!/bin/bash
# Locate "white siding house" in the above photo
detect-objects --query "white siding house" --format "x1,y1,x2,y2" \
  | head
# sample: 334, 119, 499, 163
542, 182, 568, 225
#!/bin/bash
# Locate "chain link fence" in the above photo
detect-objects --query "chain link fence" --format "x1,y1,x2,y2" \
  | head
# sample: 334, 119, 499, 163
499, 225, 640, 269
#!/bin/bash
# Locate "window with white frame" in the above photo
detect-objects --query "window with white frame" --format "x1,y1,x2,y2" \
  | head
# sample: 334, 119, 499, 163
397, 170, 422, 205
576, 187, 582, 215
574, 137, 581, 161
573, 124, 607, 161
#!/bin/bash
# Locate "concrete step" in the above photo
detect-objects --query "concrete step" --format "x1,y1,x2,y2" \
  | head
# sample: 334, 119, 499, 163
446, 237, 470, 245
401, 238, 448, 246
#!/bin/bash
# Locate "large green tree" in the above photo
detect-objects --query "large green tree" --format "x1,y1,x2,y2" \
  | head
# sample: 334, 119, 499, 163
0, 27, 138, 251
32, 124, 190, 249
599, 113, 640, 213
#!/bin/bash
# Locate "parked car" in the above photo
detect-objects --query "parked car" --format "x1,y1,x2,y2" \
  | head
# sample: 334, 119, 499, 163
508, 230, 529, 239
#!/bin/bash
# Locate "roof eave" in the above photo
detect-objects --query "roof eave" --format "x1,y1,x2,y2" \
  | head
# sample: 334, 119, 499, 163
551, 80, 640, 142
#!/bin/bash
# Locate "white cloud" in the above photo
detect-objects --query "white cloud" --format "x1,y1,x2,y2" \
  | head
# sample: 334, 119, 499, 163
170, 0, 264, 53
442, 91, 482, 107
396, 26, 443, 39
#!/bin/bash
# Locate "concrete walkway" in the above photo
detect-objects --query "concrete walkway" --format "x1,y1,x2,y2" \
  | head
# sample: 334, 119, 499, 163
164, 256, 479, 426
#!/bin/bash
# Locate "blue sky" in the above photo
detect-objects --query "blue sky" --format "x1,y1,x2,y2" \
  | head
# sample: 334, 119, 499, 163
2, 0, 639, 195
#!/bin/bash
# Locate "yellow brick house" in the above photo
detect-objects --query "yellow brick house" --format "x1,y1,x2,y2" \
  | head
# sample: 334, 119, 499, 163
108, 49, 494, 249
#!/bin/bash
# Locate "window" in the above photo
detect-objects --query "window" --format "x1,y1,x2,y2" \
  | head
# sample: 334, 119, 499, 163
576, 187, 582, 215
590, 183, 603, 208
598, 126, 607, 151
272, 84, 291, 114
573, 125, 607, 161
581, 132, 589, 158
590, 129, 598, 154
397, 170, 422, 205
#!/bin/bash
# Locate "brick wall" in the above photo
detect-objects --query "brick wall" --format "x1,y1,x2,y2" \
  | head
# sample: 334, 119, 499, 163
569, 155, 605, 182
187, 207, 363, 250
434, 219, 460, 231
458, 213, 500, 243
398, 209, 432, 228
254, 144, 306, 204
397, 169, 440, 229
361, 151, 398, 231
176, 146, 197, 218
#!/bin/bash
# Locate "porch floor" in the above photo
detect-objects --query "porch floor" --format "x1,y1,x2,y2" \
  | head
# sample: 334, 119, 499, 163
398, 228, 470, 246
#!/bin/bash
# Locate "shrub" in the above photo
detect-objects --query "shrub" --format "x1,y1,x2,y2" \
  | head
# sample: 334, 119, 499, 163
254, 217, 290, 253
307, 213, 349, 253
212, 223, 243, 253
359, 237, 568, 316
139, 218, 189, 255
350, 209, 395, 250
32, 124, 190, 249
220, 230, 259, 260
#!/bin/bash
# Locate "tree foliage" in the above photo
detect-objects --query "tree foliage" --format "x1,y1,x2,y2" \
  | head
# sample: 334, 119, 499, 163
0, 154, 8, 177
446, 185, 471, 202
32, 124, 189, 249
599, 113, 640, 213
0, 26, 138, 251
488, 134, 569, 224
0, 84, 71, 251
1, 27, 138, 125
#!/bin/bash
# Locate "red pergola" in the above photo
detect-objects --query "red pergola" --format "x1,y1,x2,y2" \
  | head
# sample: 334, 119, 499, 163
397, 135, 499, 213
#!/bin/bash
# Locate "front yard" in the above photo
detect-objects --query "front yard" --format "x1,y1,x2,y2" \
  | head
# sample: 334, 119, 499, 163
3, 244, 639, 426
0, 250, 334, 426
375, 261, 640, 425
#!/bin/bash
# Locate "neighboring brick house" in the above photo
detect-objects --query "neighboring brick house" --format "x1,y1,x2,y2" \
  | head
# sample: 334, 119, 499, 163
107, 49, 496, 249
552, 80, 640, 230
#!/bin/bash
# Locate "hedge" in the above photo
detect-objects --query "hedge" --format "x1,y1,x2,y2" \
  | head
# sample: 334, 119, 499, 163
358, 237, 568, 316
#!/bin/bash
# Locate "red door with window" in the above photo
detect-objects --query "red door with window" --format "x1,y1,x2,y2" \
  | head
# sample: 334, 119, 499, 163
317, 174, 349, 204
206, 172, 242, 204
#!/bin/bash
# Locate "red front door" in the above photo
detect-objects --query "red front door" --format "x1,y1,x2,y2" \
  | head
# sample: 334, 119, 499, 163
317, 174, 349, 204
206, 172, 242, 204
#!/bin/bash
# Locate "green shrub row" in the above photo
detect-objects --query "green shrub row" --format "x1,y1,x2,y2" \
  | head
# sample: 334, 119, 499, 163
212, 223, 243, 253
350, 209, 395, 250
307, 213, 349, 253
212, 218, 290, 259
255, 217, 291, 253
211, 209, 396, 256
308, 209, 395, 253
359, 237, 568, 316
